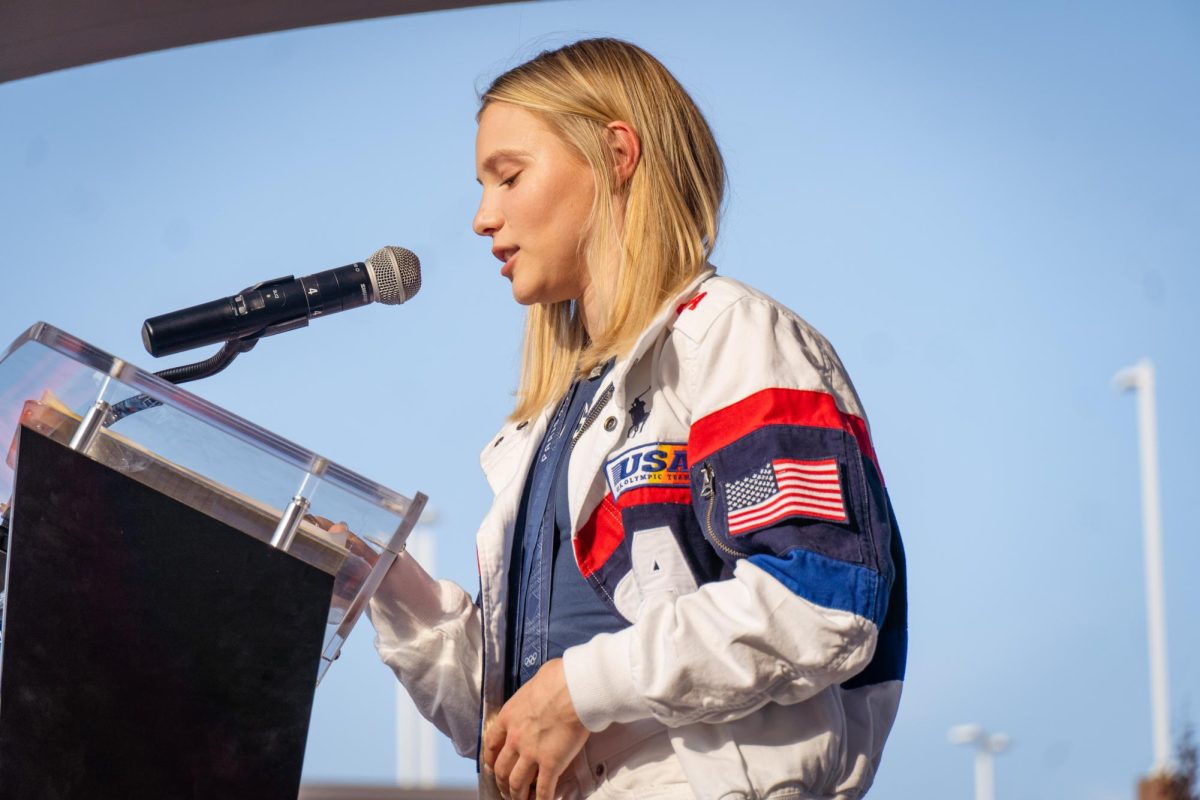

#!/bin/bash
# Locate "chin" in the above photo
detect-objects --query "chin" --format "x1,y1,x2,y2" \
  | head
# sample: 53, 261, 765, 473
509, 277, 538, 306
510, 275, 555, 307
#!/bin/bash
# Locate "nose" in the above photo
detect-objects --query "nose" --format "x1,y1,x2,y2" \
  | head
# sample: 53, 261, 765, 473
473, 191, 502, 237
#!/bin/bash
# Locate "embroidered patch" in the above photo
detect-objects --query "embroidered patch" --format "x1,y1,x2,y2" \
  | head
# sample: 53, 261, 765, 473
628, 388, 651, 436
675, 291, 707, 314
724, 457, 847, 535
604, 442, 689, 501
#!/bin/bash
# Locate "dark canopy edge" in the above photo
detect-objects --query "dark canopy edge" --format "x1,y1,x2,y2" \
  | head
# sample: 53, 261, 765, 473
1, 0, 520, 83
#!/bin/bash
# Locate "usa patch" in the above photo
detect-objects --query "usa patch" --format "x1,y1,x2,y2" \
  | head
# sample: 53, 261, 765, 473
604, 443, 689, 501
724, 457, 847, 535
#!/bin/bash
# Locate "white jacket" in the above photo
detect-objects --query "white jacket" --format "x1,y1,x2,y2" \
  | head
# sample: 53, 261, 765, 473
369, 269, 907, 799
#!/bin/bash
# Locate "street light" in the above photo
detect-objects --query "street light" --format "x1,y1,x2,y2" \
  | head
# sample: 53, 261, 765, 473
949, 723, 1011, 800
1114, 359, 1171, 775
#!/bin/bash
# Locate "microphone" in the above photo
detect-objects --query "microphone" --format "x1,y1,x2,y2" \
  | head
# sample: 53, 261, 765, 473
142, 246, 421, 357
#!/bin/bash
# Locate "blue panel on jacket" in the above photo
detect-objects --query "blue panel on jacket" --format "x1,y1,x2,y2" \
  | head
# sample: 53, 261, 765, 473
748, 547, 889, 627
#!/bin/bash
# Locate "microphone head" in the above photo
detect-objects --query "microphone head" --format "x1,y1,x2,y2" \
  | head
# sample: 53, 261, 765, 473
366, 246, 422, 304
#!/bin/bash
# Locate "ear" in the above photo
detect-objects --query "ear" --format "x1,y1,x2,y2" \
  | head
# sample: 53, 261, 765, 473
605, 120, 641, 185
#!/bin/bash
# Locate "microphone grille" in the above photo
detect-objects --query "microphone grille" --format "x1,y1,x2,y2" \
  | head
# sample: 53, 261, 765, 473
367, 246, 422, 304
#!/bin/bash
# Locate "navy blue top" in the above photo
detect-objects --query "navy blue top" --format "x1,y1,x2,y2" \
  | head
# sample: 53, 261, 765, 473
505, 363, 625, 697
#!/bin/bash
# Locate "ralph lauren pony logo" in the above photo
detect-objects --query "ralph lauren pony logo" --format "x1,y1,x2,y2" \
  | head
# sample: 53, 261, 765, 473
628, 388, 650, 436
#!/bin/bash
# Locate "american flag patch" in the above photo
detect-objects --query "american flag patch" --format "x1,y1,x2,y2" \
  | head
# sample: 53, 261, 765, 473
724, 458, 847, 535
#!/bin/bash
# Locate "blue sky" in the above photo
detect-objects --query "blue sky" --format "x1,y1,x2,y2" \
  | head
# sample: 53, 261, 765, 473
2, 1, 1198, 797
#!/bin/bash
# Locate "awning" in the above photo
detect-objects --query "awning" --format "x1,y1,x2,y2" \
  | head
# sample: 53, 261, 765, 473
1, 0, 519, 83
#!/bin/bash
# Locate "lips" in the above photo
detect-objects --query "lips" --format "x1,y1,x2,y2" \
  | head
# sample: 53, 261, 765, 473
493, 246, 519, 278
493, 245, 519, 263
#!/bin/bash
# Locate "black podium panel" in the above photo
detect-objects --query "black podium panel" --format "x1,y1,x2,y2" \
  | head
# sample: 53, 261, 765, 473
0, 428, 334, 799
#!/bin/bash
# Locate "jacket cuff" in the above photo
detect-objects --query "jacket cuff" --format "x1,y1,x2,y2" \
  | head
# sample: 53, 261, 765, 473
562, 629, 654, 732
367, 552, 464, 646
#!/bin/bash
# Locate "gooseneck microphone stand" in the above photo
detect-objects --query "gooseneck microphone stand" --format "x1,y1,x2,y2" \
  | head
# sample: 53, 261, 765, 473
106, 334, 260, 424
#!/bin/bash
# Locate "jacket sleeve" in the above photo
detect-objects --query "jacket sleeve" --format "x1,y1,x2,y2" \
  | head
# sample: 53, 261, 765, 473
562, 294, 897, 731
367, 551, 482, 757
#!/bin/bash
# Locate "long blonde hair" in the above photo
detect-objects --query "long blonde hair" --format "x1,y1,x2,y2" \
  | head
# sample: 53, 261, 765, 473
481, 38, 725, 420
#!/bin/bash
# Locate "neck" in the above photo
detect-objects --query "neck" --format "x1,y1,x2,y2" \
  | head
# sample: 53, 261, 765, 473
578, 281, 601, 339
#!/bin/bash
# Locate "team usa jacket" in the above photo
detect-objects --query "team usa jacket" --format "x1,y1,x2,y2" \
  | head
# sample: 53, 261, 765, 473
369, 269, 908, 799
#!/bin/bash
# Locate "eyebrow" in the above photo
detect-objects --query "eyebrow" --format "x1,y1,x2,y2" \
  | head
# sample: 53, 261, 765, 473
475, 148, 531, 184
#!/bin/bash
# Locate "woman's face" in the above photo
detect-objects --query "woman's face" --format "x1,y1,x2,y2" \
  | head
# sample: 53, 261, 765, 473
473, 102, 597, 306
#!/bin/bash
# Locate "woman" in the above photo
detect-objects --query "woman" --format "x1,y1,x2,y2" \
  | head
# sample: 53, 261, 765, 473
369, 38, 907, 800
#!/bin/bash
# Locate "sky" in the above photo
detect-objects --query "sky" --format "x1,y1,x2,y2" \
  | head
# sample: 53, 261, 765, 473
1, 1, 1198, 797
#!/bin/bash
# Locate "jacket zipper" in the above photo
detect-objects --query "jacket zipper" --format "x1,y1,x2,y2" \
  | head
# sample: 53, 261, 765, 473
700, 462, 748, 558
567, 383, 614, 454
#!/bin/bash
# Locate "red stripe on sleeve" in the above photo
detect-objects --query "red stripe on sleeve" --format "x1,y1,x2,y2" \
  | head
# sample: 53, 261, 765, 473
843, 413, 880, 478
688, 388, 882, 479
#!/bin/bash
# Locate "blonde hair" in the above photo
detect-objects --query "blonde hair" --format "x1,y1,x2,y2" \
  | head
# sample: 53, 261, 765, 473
481, 38, 725, 421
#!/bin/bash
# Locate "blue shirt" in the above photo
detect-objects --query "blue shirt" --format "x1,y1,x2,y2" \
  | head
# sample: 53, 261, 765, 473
505, 363, 625, 697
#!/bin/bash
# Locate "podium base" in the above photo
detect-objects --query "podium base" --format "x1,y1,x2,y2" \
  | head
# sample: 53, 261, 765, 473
0, 428, 333, 799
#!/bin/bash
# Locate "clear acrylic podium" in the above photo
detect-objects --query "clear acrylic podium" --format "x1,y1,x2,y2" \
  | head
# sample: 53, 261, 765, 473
0, 323, 426, 798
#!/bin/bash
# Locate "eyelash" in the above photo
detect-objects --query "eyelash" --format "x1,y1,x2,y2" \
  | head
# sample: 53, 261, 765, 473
500, 173, 519, 187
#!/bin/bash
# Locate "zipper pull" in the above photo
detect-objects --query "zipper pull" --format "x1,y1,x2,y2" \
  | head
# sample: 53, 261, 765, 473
700, 463, 714, 498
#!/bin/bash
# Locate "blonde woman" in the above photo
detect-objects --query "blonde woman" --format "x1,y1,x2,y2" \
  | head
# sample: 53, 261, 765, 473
369, 38, 907, 800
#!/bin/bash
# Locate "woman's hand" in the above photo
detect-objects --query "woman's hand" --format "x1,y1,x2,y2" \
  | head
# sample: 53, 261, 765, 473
302, 514, 381, 614
483, 658, 590, 800
303, 514, 381, 564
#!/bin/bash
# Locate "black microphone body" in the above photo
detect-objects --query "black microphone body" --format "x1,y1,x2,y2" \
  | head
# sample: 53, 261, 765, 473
143, 262, 375, 357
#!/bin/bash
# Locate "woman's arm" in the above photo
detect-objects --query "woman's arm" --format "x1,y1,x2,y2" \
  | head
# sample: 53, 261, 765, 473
368, 551, 483, 757
564, 291, 900, 731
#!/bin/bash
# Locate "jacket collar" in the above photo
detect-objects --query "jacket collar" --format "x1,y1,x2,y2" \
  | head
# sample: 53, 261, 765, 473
616, 266, 716, 370
478, 266, 717, 490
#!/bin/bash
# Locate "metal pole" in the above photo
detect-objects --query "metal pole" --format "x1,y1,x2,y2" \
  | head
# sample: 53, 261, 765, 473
395, 659, 413, 785
394, 524, 437, 787
416, 528, 436, 787
1116, 359, 1171, 772
950, 724, 1009, 800
975, 749, 993, 800
394, 530, 419, 785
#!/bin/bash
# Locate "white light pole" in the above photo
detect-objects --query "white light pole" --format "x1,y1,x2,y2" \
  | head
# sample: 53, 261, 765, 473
395, 506, 438, 787
1114, 359, 1171, 774
949, 723, 1010, 800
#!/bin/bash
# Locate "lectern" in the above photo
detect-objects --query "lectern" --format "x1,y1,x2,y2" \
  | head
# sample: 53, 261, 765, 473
0, 323, 425, 799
